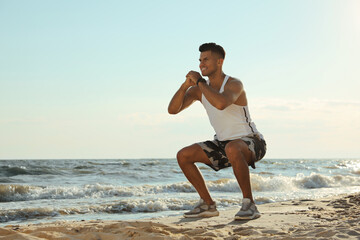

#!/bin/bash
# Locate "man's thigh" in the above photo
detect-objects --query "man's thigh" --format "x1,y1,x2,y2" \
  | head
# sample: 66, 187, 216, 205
178, 143, 212, 165
225, 139, 254, 165
197, 140, 231, 171
225, 135, 267, 169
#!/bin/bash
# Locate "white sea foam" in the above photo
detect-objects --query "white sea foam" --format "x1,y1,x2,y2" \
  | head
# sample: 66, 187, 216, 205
1, 159, 359, 225
1, 173, 359, 203
294, 173, 359, 188
0, 197, 242, 223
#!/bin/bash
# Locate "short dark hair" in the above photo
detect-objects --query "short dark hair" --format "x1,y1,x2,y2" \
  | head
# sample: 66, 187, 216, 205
199, 43, 225, 59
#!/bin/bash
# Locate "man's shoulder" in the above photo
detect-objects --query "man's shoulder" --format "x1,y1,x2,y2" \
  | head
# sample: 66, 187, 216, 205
228, 76, 242, 83
226, 76, 243, 88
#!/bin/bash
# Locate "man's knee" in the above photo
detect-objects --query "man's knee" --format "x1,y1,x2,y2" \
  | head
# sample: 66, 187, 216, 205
225, 142, 247, 164
225, 142, 239, 156
177, 146, 193, 166
177, 144, 205, 166
176, 148, 186, 161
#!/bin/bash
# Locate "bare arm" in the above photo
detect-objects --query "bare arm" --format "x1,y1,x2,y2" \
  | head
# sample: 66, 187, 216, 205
186, 71, 244, 110
168, 78, 201, 115
198, 78, 243, 110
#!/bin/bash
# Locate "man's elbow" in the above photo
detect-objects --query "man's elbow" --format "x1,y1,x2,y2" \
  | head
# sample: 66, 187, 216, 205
214, 101, 228, 110
216, 106, 226, 111
168, 107, 178, 115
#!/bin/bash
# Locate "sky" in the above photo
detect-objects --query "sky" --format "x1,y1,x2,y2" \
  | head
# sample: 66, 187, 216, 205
0, 0, 359, 159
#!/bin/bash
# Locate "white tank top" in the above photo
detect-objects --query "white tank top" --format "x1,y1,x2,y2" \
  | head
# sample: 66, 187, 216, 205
201, 75, 262, 141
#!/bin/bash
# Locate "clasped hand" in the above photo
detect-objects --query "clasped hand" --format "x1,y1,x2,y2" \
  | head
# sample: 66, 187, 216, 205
185, 71, 202, 85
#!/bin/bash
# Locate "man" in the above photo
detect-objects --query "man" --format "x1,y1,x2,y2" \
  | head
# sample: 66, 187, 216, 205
168, 43, 266, 220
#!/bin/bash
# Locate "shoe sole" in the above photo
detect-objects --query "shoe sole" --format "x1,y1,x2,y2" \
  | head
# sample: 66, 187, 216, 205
234, 213, 261, 220
184, 211, 219, 218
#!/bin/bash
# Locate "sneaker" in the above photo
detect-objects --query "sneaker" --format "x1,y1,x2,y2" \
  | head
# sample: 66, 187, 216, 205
184, 199, 219, 218
235, 198, 261, 220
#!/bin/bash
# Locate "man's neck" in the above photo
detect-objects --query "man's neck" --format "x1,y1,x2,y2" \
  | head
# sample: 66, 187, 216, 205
208, 71, 226, 89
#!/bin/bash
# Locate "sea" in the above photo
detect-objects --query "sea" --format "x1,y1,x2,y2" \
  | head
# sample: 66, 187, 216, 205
0, 158, 359, 226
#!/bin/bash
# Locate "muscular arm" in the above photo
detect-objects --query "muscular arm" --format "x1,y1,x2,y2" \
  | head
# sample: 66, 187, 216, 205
168, 79, 201, 115
198, 78, 243, 110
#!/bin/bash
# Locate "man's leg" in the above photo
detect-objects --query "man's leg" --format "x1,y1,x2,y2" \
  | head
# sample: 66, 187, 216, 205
177, 143, 214, 205
225, 140, 261, 220
225, 140, 255, 202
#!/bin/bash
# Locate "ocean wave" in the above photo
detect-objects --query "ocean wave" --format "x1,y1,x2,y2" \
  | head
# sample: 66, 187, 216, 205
0, 178, 18, 183
73, 165, 95, 170
345, 162, 360, 175
1, 173, 359, 203
0, 165, 60, 177
91, 160, 131, 166
0, 166, 28, 177
0, 207, 59, 223
0, 185, 32, 199
140, 160, 161, 166
294, 173, 359, 188
0, 199, 188, 223
0, 195, 285, 223
0, 183, 189, 202
251, 173, 360, 191
0, 181, 229, 203
0, 197, 241, 223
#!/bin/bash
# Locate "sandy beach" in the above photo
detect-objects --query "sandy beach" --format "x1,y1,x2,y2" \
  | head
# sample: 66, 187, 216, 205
1, 193, 359, 240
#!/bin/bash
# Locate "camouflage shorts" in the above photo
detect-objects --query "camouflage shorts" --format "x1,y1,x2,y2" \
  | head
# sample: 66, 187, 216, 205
197, 134, 266, 171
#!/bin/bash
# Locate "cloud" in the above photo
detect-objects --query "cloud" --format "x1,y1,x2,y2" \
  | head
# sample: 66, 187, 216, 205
252, 98, 360, 121
249, 97, 360, 158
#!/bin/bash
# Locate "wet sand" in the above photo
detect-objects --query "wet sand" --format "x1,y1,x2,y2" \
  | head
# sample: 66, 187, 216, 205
1, 193, 359, 239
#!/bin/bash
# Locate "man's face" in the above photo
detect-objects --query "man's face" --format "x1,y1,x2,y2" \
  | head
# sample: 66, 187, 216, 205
199, 51, 222, 76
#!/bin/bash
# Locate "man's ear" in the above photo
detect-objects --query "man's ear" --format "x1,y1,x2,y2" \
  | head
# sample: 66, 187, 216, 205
217, 58, 224, 66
